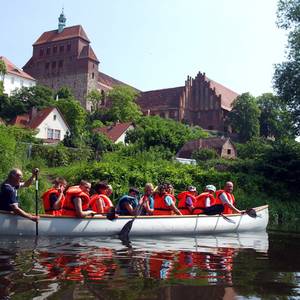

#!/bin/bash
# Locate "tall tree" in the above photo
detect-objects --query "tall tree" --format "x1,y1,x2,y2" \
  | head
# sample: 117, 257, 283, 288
107, 86, 142, 122
274, 0, 300, 134
256, 93, 295, 139
86, 89, 103, 111
228, 93, 261, 142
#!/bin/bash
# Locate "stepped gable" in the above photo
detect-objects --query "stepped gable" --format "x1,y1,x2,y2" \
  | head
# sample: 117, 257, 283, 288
138, 86, 184, 109
33, 25, 90, 45
0, 56, 35, 81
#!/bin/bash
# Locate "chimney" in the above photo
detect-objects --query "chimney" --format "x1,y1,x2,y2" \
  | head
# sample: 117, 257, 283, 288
29, 107, 38, 120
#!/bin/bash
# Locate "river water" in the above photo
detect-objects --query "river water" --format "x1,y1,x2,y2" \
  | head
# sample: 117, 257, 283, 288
0, 231, 299, 300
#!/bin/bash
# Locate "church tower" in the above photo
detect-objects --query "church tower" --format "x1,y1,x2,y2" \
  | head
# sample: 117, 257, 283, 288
23, 11, 99, 110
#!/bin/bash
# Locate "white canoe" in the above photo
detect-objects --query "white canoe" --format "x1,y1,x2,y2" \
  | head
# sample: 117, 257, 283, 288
0, 205, 268, 237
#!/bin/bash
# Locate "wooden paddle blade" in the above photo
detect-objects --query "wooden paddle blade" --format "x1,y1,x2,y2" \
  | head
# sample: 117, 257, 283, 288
202, 204, 224, 215
119, 219, 134, 239
245, 208, 257, 218
106, 207, 117, 221
220, 214, 236, 224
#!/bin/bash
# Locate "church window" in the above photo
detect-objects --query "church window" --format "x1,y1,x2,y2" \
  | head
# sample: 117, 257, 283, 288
58, 60, 63, 68
39, 49, 44, 56
52, 61, 56, 69
59, 45, 64, 53
67, 44, 71, 51
46, 47, 51, 55
53, 46, 57, 54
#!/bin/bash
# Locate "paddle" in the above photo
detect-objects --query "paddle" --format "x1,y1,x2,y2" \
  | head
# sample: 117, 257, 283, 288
106, 207, 117, 221
35, 172, 39, 236
243, 208, 258, 218
198, 204, 236, 224
119, 204, 142, 240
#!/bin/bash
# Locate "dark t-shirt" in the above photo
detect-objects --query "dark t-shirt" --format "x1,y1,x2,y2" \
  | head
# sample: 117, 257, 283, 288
117, 195, 138, 216
0, 182, 19, 211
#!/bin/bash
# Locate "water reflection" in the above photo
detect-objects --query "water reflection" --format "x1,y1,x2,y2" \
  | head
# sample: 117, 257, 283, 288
0, 232, 299, 299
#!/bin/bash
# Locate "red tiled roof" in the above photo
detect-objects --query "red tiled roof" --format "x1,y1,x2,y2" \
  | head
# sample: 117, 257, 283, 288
0, 56, 35, 81
93, 122, 133, 142
79, 45, 99, 63
9, 114, 30, 127
33, 25, 90, 45
208, 78, 239, 111
177, 137, 234, 158
137, 86, 184, 109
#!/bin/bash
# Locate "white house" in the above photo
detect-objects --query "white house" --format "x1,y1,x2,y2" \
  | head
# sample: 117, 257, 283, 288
93, 122, 134, 144
0, 56, 36, 96
10, 107, 70, 143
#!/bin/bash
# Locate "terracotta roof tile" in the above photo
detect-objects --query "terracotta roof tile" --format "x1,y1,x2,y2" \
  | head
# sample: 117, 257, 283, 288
33, 25, 90, 45
177, 137, 234, 158
137, 86, 184, 109
207, 78, 239, 110
27, 107, 54, 129
98, 72, 139, 91
0, 56, 35, 81
93, 122, 133, 142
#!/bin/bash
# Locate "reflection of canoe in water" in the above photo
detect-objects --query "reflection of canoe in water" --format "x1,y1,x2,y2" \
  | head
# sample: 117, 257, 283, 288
0, 205, 268, 237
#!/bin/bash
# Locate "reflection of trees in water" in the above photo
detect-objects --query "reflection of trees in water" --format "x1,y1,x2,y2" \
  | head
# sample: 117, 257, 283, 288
0, 233, 299, 300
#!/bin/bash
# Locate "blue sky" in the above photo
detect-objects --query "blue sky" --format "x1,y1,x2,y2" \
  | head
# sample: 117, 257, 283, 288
0, 0, 287, 96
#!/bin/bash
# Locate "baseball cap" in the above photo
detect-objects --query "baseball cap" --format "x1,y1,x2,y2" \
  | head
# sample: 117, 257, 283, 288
205, 185, 216, 192
188, 185, 197, 192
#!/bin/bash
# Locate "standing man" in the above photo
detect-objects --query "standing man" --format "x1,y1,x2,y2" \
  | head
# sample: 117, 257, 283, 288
0, 168, 39, 222
215, 181, 243, 214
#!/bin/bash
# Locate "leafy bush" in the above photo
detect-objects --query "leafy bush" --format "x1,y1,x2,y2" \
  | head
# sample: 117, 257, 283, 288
191, 148, 218, 162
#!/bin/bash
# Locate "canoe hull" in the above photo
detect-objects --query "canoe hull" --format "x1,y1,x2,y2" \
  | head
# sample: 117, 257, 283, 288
0, 205, 269, 237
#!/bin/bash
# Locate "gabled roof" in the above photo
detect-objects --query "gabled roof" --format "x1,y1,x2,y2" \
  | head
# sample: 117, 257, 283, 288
79, 45, 99, 63
93, 122, 133, 142
138, 86, 184, 109
10, 107, 70, 130
177, 137, 234, 158
0, 56, 35, 81
208, 78, 239, 111
33, 25, 90, 45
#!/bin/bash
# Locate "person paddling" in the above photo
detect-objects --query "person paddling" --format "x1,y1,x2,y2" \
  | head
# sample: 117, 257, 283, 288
42, 177, 67, 215
61, 180, 96, 218
193, 185, 216, 214
0, 168, 39, 222
177, 186, 197, 215
116, 187, 140, 216
215, 181, 243, 214
89, 181, 114, 215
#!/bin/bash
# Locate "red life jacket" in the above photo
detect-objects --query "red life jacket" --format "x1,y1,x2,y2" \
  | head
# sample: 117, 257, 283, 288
42, 187, 64, 216
61, 186, 90, 217
153, 193, 174, 215
177, 191, 196, 215
215, 190, 235, 214
89, 194, 113, 214
193, 192, 216, 214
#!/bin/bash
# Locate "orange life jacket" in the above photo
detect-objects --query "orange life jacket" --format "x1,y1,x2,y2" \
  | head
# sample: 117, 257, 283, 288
215, 190, 235, 214
153, 193, 174, 215
89, 194, 113, 214
61, 186, 90, 217
42, 187, 64, 216
177, 191, 196, 215
193, 192, 216, 214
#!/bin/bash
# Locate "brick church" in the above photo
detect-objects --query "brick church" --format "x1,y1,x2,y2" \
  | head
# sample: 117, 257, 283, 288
23, 11, 239, 132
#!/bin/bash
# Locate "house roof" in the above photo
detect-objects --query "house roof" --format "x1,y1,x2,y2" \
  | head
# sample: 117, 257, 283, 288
208, 78, 239, 110
33, 25, 90, 45
98, 71, 140, 92
137, 86, 184, 109
94, 122, 133, 142
0, 56, 35, 81
10, 107, 70, 130
177, 137, 234, 158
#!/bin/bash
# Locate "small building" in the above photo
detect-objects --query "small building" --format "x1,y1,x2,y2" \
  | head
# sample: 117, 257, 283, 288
93, 122, 134, 144
0, 56, 36, 96
177, 137, 237, 159
10, 107, 70, 143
